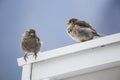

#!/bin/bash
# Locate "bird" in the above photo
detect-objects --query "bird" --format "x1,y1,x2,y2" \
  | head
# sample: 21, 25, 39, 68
67, 18, 102, 42
21, 29, 41, 61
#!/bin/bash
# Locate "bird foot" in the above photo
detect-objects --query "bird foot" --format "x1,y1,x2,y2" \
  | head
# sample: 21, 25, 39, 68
33, 54, 37, 60
24, 54, 28, 62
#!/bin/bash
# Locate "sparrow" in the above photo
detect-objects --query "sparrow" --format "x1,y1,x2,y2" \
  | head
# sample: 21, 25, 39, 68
67, 18, 101, 42
21, 29, 41, 61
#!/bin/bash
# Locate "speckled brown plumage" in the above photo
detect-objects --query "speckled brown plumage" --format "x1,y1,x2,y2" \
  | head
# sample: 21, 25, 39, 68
21, 29, 41, 61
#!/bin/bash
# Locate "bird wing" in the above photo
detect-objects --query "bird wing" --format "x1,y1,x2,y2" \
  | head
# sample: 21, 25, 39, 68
36, 37, 40, 41
36, 37, 41, 48
75, 21, 92, 27
21, 39, 31, 52
75, 21, 100, 37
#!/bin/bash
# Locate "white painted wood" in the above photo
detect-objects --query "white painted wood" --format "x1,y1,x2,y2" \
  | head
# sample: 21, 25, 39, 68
41, 78, 54, 80
42, 78, 50, 80
17, 33, 120, 66
22, 64, 32, 80
32, 42, 120, 80
17, 33, 120, 80
62, 66, 120, 80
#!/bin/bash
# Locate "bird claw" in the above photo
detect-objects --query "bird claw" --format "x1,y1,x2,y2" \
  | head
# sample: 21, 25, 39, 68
24, 54, 28, 62
33, 54, 37, 60
35, 55, 37, 60
24, 56, 27, 62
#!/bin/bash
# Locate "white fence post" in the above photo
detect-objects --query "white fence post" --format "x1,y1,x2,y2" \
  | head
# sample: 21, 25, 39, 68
22, 64, 32, 80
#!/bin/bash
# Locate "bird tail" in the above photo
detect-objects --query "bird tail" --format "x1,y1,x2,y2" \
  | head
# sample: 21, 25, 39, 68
93, 33, 106, 39
97, 33, 106, 37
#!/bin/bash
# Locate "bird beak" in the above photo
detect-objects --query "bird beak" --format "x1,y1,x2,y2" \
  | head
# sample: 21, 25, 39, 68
30, 33, 34, 36
67, 22, 69, 25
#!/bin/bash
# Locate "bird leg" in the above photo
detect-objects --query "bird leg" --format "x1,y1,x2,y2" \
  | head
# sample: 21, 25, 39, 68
24, 54, 28, 62
33, 53, 37, 60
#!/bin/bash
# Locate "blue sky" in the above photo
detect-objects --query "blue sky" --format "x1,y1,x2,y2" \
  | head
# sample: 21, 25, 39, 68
0, 0, 120, 80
